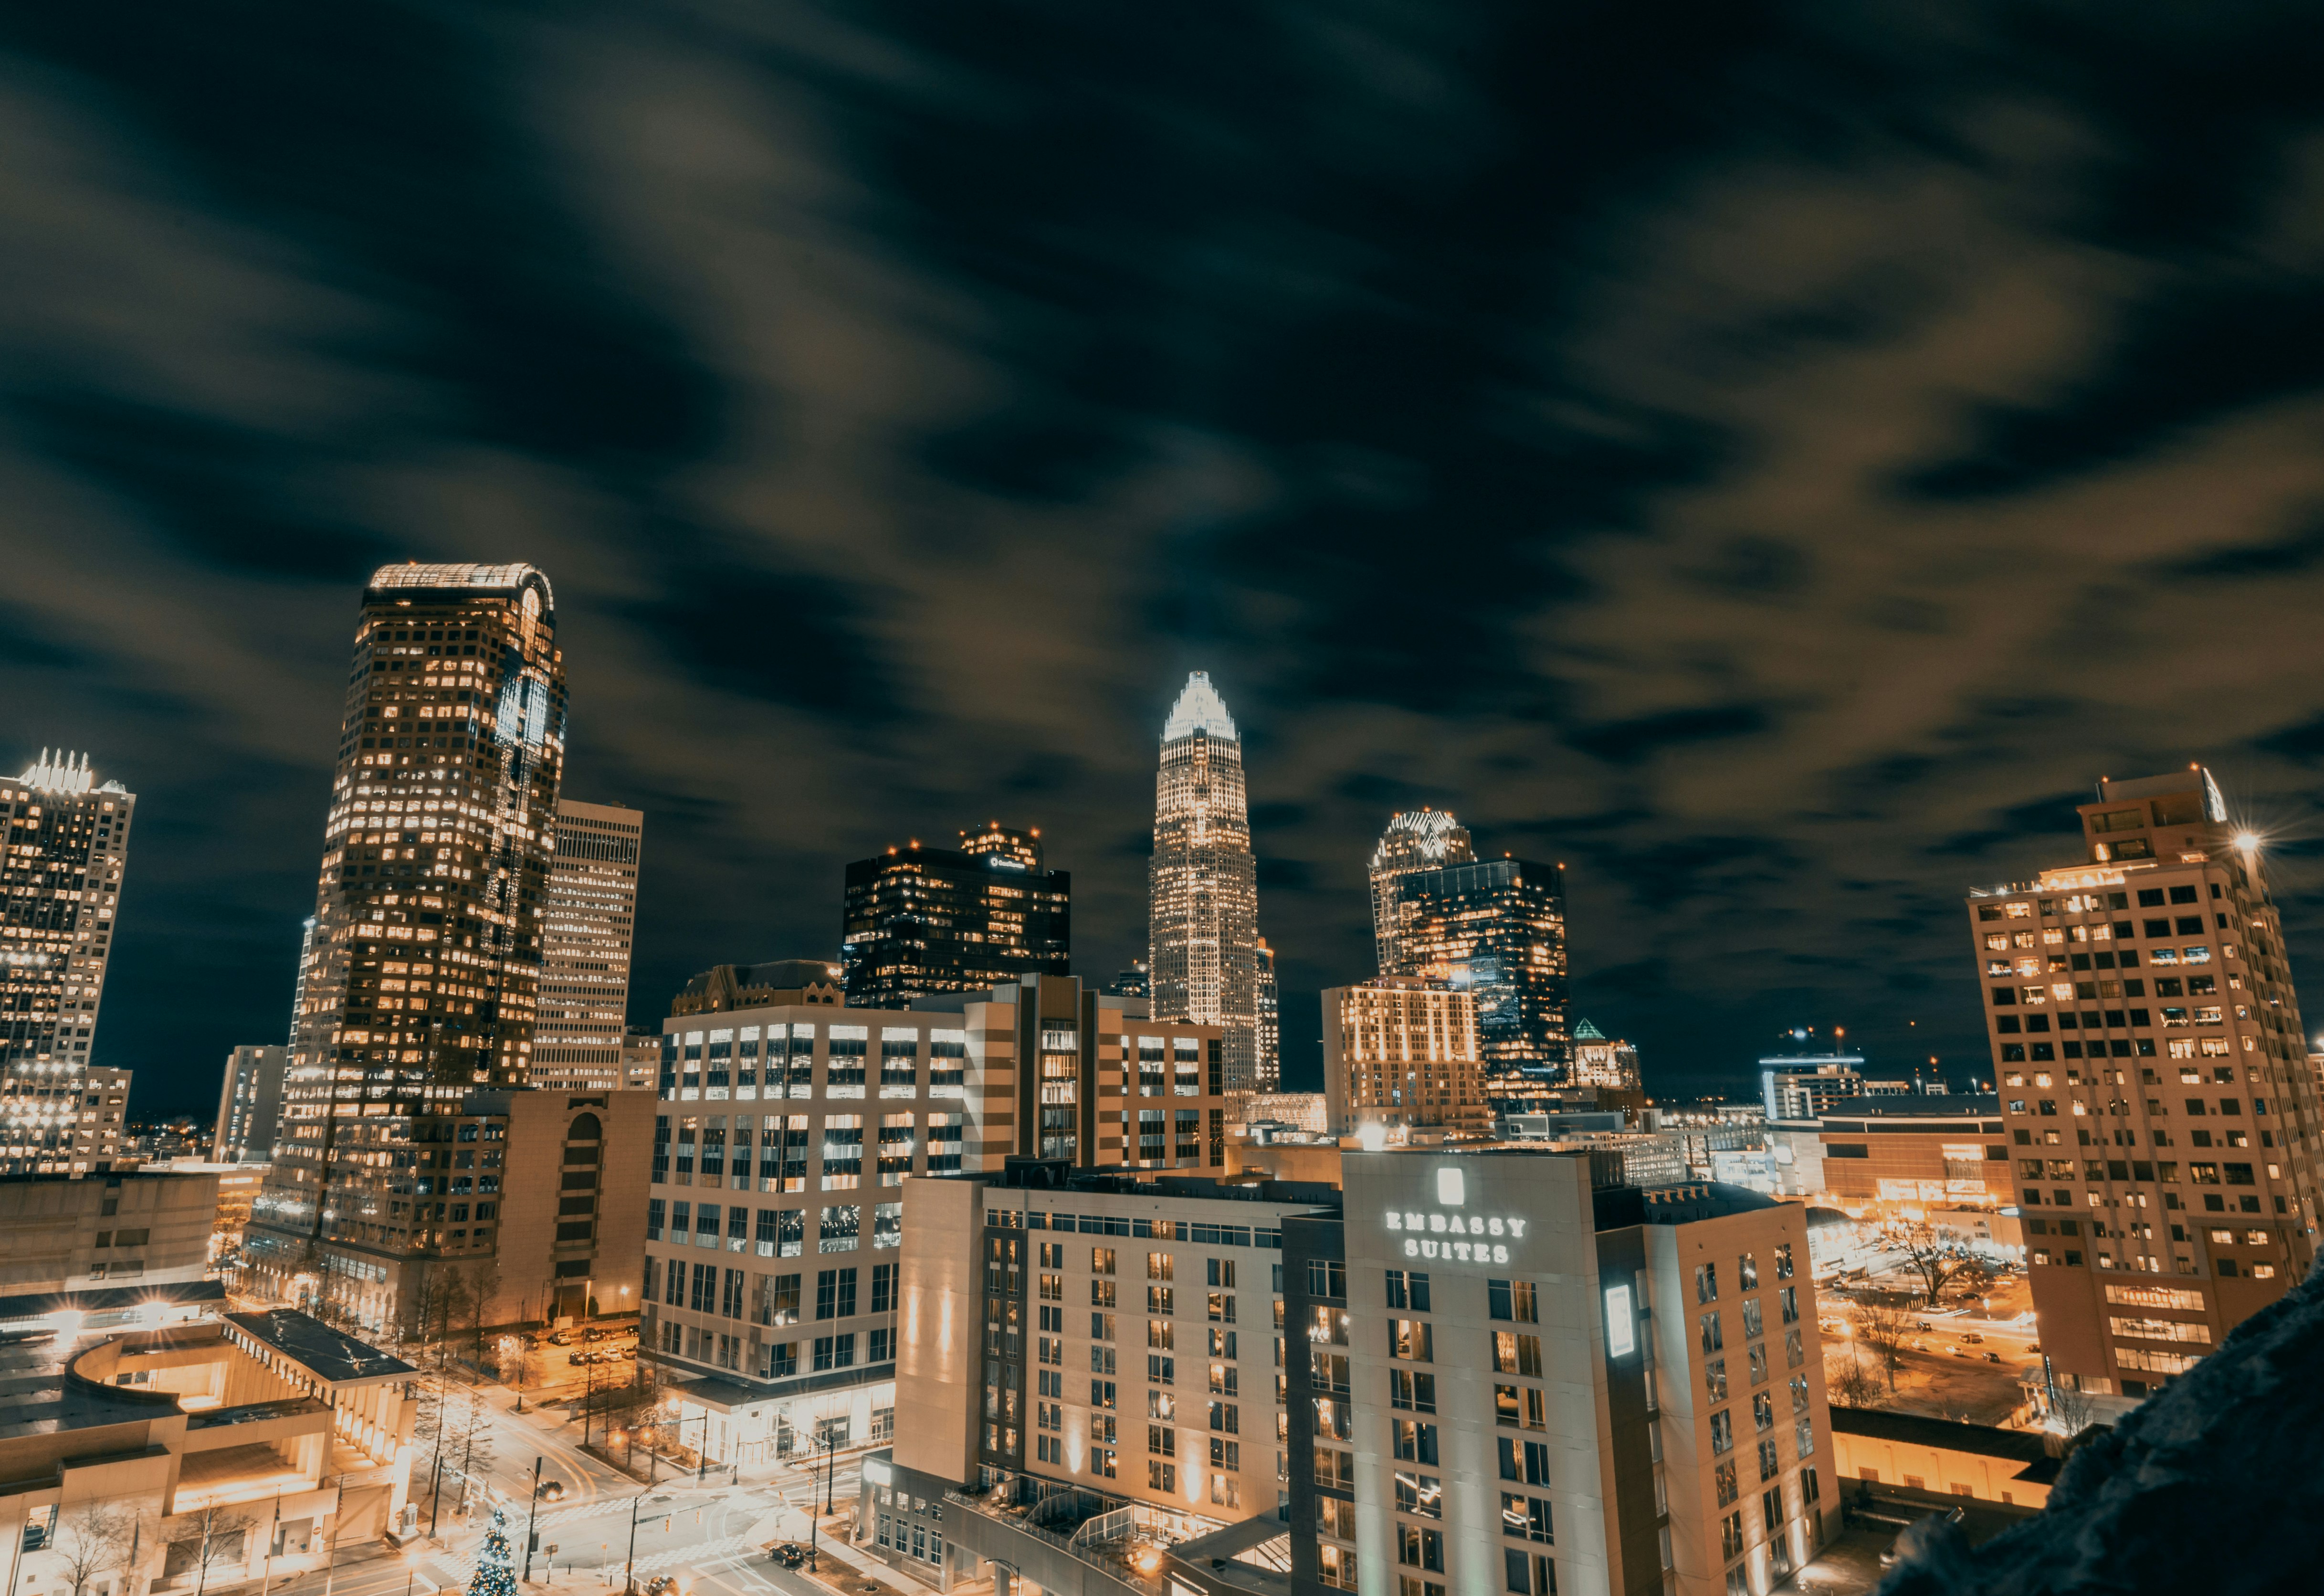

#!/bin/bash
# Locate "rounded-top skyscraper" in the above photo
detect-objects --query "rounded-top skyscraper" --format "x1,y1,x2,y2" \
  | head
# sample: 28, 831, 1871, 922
1148, 671, 1265, 1091
1369, 808, 1477, 973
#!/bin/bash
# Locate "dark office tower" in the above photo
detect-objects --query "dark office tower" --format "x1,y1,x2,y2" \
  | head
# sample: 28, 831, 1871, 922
1148, 672, 1263, 1091
247, 563, 568, 1320
1369, 808, 1475, 973
841, 824, 1071, 1006
1254, 936, 1281, 1091
1394, 857, 1570, 1072
0, 751, 135, 1175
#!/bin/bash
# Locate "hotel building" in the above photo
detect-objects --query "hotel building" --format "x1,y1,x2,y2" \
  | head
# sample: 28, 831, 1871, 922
1, 752, 135, 1175
1321, 980, 1492, 1139
642, 973, 1230, 1465
533, 799, 645, 1090
1149, 674, 1266, 1093
1970, 767, 2324, 1401
844, 826, 1072, 1008
865, 1148, 1832, 1596
248, 562, 570, 1326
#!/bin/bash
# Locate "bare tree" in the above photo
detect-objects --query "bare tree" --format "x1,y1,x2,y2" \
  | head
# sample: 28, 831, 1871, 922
2049, 1379, 2101, 1436
171, 1505, 252, 1596
450, 1379, 497, 1516
1850, 1296, 1914, 1392
1895, 1222, 1985, 1307
53, 1503, 135, 1596
463, 1258, 502, 1370
1826, 1352, 1883, 1408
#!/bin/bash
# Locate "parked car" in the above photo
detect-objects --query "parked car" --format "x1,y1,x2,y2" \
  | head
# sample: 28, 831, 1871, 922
1961, 1333, 1985, 1344
1914, 1321, 1934, 1332
772, 1544, 808, 1569
1946, 1345, 1966, 1357
2028, 1343, 2042, 1354
1983, 1351, 2003, 1364
548, 1331, 574, 1346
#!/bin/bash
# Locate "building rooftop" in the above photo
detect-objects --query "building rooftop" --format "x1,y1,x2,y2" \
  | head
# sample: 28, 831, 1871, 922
224, 1310, 415, 1386
966, 1160, 1343, 1211
1821, 1095, 2003, 1123
1828, 1406, 2061, 1477
0, 1278, 227, 1326
1638, 1182, 1784, 1224
1163, 671, 1239, 741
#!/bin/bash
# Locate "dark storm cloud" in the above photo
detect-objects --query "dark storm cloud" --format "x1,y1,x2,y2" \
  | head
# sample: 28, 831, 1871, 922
11, 1, 2324, 1111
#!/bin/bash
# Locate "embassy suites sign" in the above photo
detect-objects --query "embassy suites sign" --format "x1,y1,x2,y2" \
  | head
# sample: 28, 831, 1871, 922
1382, 1167, 1528, 1265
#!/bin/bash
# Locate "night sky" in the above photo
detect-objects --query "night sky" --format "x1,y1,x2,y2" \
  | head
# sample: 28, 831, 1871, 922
12, 4, 2324, 1120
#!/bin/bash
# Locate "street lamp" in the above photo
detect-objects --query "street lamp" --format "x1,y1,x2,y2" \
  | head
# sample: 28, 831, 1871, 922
401, 1549, 422, 1596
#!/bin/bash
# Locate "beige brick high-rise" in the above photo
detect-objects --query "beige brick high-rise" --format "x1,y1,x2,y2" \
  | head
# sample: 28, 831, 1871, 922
1969, 766, 2324, 1404
532, 799, 644, 1090
1321, 978, 1491, 1138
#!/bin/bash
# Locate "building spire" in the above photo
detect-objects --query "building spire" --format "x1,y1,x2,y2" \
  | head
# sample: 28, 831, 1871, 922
1163, 671, 1239, 741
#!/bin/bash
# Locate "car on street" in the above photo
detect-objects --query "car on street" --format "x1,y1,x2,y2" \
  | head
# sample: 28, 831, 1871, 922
537, 1480, 566, 1502
772, 1544, 808, 1569
548, 1331, 574, 1346
1961, 1333, 1984, 1344
1914, 1321, 1934, 1332
1983, 1351, 2003, 1363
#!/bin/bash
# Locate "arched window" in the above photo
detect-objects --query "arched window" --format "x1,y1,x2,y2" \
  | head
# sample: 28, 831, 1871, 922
566, 1112, 602, 1142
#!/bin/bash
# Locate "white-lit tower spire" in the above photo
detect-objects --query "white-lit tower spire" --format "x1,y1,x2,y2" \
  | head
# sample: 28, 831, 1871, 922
1147, 672, 1263, 1092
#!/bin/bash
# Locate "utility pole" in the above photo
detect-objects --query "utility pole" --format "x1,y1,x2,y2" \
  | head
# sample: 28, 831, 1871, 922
522, 1457, 543, 1583
622, 1493, 647, 1596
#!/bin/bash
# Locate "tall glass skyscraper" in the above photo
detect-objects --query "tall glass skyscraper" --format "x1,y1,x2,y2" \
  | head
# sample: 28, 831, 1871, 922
1147, 672, 1263, 1091
0, 750, 135, 1174
1392, 857, 1570, 1073
1368, 808, 1476, 972
249, 562, 568, 1310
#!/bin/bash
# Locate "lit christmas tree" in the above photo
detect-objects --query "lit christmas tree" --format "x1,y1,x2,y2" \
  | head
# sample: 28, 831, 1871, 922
469, 1503, 518, 1596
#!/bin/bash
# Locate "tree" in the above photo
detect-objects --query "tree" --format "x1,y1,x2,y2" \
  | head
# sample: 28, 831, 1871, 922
1895, 1222, 1985, 1307
1827, 1353, 1883, 1408
468, 1503, 519, 1596
53, 1503, 135, 1596
450, 1380, 497, 1516
1851, 1296, 1914, 1392
2049, 1378, 2102, 1436
463, 1259, 502, 1368
172, 1504, 252, 1596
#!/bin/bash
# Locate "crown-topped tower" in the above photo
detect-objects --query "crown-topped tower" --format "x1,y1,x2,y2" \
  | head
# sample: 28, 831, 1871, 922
1147, 671, 1265, 1091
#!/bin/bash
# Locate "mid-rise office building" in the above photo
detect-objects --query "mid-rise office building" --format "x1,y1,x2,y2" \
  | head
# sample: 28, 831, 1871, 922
1322, 979, 1492, 1139
1571, 1019, 1644, 1092
0, 1167, 222, 1293
1391, 858, 1570, 1072
1369, 809, 1476, 973
1110, 961, 1151, 1001
1764, 1096, 2010, 1212
1255, 937, 1282, 1093
1971, 767, 2324, 1402
2, 1064, 130, 1177
213, 1044, 288, 1162
249, 561, 568, 1326
1286, 1150, 1834, 1596
533, 799, 645, 1089
1, 752, 134, 1175
642, 973, 1231, 1465
1149, 673, 1265, 1092
844, 826, 1071, 1007
1759, 1057, 1865, 1124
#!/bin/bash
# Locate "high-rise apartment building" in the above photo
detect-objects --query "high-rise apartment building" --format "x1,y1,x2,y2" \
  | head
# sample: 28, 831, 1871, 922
249, 562, 568, 1324
1971, 767, 2324, 1404
1149, 673, 1264, 1092
214, 1045, 288, 1162
1570, 1018, 1644, 1092
1321, 979, 1492, 1138
641, 972, 1231, 1467
1369, 809, 1476, 973
843, 826, 1071, 1007
1392, 858, 1570, 1073
532, 799, 645, 1090
1, 752, 135, 1176
1254, 938, 1281, 1093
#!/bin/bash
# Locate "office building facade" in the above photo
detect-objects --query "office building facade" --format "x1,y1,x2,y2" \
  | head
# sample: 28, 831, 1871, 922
1286, 1150, 1834, 1596
1149, 674, 1265, 1092
1370, 810, 1476, 974
1321, 980, 1492, 1139
1972, 767, 2324, 1401
249, 562, 568, 1325
532, 799, 645, 1090
1, 752, 134, 1175
1255, 938, 1282, 1093
1758, 1058, 1866, 1124
1391, 858, 1570, 1073
214, 1044, 288, 1163
643, 974, 1231, 1467
843, 826, 1071, 1007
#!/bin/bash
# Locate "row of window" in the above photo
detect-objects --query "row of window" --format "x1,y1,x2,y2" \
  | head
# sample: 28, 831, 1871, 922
648, 1199, 904, 1252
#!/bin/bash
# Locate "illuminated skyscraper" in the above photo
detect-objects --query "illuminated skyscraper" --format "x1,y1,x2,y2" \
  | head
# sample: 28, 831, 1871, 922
1568, 1017, 1643, 1091
532, 799, 645, 1090
842, 824, 1071, 1006
0, 751, 134, 1175
1972, 767, 2324, 1407
248, 562, 568, 1318
1393, 857, 1570, 1072
1147, 672, 1263, 1091
1369, 808, 1474, 972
